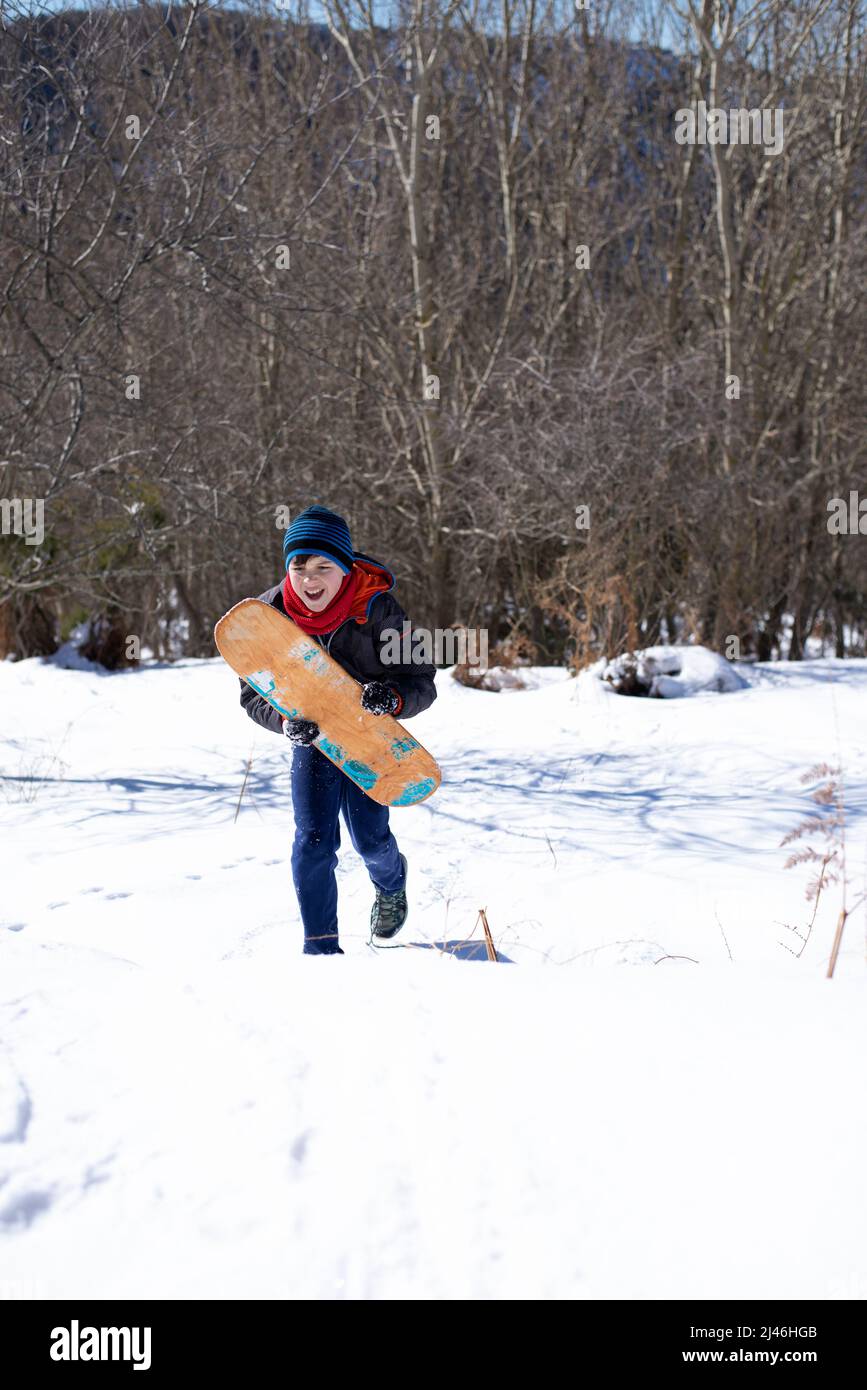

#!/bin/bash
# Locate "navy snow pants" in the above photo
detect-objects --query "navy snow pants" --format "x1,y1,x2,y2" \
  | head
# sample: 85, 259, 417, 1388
290, 743, 405, 954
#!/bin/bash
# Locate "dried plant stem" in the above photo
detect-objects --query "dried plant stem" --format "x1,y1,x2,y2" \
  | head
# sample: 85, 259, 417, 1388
827, 907, 848, 979
826, 890, 866, 978
234, 750, 254, 824
479, 908, 498, 962
779, 850, 834, 957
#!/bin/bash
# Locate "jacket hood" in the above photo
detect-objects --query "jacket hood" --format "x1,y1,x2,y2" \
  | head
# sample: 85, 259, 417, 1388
347, 552, 395, 622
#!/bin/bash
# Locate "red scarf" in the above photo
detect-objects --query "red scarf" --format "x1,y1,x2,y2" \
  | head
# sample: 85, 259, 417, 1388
282, 566, 362, 635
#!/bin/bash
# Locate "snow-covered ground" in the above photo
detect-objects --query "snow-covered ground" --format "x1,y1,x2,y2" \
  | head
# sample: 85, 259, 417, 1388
1, 649, 866, 1299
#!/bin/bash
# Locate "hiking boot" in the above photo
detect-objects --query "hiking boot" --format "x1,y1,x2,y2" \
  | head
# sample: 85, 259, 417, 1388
370, 854, 408, 947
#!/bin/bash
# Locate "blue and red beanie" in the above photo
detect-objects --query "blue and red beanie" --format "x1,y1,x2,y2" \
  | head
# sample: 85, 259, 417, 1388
282, 505, 354, 575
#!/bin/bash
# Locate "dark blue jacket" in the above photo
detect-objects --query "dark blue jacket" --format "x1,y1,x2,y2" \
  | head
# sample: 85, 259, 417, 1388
239, 559, 437, 736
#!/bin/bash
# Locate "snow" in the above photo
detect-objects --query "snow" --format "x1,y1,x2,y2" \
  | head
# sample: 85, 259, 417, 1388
1, 649, 866, 1299
584, 643, 750, 697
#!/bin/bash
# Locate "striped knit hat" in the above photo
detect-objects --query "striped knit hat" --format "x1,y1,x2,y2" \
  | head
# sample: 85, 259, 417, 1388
282, 505, 355, 575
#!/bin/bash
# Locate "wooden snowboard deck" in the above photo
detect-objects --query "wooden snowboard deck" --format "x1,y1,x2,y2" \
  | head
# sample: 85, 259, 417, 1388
215, 598, 441, 807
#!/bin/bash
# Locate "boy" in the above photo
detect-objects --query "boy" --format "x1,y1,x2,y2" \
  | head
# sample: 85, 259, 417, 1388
238, 505, 437, 954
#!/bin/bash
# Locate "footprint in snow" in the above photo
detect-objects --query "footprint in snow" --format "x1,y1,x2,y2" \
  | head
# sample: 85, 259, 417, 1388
0, 1080, 32, 1144
290, 1130, 312, 1166
47, 901, 68, 910
0, 1189, 54, 1230
105, 892, 131, 901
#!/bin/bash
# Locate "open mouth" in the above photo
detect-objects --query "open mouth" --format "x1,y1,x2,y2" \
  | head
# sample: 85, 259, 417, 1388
305, 588, 325, 601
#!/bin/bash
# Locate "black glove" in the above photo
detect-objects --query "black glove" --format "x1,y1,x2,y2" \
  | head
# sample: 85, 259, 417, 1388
282, 717, 319, 746
361, 681, 400, 716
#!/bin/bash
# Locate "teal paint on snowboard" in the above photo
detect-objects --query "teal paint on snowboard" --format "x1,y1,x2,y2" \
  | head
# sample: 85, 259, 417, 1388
247, 675, 298, 721
343, 759, 378, 790
318, 735, 347, 763
392, 778, 436, 806
314, 738, 378, 791
391, 736, 420, 761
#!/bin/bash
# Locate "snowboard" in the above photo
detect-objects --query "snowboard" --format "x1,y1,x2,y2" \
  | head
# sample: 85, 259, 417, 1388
215, 598, 441, 807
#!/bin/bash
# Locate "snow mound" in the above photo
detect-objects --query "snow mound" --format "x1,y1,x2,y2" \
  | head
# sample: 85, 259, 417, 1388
580, 644, 749, 699
45, 640, 108, 674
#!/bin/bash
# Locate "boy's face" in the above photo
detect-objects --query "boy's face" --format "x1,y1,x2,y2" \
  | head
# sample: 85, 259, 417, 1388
287, 554, 345, 612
